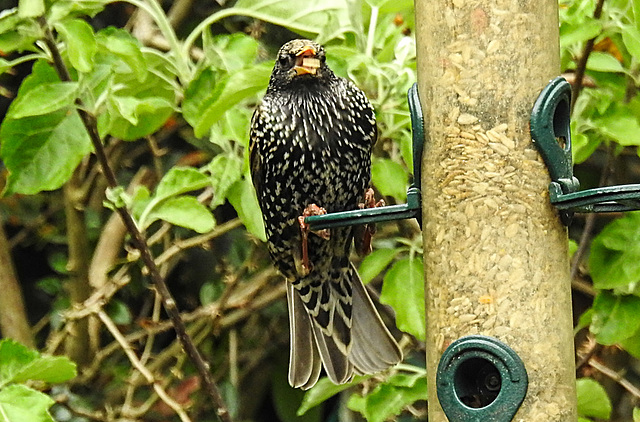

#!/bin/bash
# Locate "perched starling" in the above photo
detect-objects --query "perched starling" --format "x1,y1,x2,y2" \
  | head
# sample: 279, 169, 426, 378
249, 39, 402, 389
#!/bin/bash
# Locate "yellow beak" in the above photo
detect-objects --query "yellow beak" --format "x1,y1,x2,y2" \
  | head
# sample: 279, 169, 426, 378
294, 46, 320, 75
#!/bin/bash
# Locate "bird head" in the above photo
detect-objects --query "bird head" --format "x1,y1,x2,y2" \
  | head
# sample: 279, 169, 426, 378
269, 39, 333, 89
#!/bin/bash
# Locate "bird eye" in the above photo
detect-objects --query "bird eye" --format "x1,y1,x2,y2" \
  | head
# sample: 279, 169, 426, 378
278, 55, 291, 67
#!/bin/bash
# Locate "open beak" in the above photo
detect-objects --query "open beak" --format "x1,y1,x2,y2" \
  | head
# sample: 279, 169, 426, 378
294, 45, 321, 76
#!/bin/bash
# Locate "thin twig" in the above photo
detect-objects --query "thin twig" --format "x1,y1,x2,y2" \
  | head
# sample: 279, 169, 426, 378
571, 0, 606, 111
37, 18, 233, 422
98, 311, 192, 422
570, 144, 614, 281
75, 268, 280, 383
155, 218, 243, 267
588, 358, 640, 401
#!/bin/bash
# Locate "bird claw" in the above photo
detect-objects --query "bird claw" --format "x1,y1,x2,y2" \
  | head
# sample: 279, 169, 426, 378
357, 188, 385, 255
298, 204, 330, 275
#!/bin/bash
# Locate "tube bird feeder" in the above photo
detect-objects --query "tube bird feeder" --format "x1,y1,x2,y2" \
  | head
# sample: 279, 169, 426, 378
414, 0, 578, 420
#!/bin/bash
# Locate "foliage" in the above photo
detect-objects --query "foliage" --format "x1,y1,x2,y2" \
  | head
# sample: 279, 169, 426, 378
561, 0, 640, 420
576, 378, 612, 421
0, 339, 76, 422
2, 0, 640, 419
0, 0, 421, 420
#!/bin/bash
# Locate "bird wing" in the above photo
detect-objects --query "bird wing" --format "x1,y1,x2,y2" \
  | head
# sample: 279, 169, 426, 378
248, 107, 264, 196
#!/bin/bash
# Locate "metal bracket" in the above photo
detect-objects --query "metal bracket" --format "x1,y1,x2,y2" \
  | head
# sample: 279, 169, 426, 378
436, 335, 528, 422
530, 76, 640, 225
305, 82, 424, 231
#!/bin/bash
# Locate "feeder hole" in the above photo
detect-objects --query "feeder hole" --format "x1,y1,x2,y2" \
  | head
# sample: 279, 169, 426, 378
454, 357, 502, 408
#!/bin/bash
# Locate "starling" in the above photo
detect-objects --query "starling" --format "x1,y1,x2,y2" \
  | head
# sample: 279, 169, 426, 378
250, 39, 402, 389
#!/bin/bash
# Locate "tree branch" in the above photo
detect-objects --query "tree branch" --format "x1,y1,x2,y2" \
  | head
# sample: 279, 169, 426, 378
570, 0, 606, 111
38, 18, 233, 422
98, 310, 192, 422
62, 169, 93, 364
0, 224, 35, 348
588, 357, 640, 401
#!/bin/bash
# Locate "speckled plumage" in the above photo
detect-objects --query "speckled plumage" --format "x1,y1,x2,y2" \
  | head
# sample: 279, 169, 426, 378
250, 39, 402, 389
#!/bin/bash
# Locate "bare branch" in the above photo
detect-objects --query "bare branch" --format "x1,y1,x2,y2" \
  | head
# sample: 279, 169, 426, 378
588, 358, 640, 401
38, 17, 233, 422
98, 310, 192, 422
0, 224, 35, 347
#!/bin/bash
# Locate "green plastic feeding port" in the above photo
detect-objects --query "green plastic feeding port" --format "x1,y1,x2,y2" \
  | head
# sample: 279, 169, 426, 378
436, 335, 528, 422
305, 83, 424, 231
530, 77, 640, 224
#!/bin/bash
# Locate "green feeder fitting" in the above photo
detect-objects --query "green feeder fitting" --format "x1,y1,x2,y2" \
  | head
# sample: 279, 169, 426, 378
436, 335, 528, 422
530, 77, 640, 224
304, 83, 424, 230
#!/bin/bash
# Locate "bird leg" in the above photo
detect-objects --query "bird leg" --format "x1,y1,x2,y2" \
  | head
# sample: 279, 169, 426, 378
356, 188, 385, 255
297, 204, 330, 276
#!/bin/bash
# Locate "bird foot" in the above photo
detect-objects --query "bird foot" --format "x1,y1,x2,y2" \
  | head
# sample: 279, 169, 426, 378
297, 204, 330, 276
357, 188, 385, 255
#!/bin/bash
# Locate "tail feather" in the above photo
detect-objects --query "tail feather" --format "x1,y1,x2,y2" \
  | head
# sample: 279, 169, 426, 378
349, 263, 403, 371
287, 263, 403, 389
312, 323, 353, 384
287, 283, 321, 389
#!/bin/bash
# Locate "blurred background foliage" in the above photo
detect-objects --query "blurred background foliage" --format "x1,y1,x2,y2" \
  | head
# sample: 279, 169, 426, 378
0, 0, 639, 420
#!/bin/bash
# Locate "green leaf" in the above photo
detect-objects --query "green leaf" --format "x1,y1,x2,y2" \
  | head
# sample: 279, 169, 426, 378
298, 376, 365, 415
348, 372, 427, 422
137, 167, 211, 230
104, 186, 130, 210
1, 82, 93, 195
130, 185, 151, 218
0, 384, 55, 422
560, 20, 602, 47
233, 0, 355, 40
106, 299, 133, 325
590, 212, 640, 289
623, 25, 640, 59
200, 281, 224, 305
156, 167, 209, 199
381, 256, 425, 340
105, 96, 174, 141
634, 406, 640, 422
620, 330, 640, 359
586, 51, 624, 73
0, 340, 38, 387
206, 33, 261, 72
590, 291, 640, 345
54, 19, 97, 73
47, 1, 110, 22
182, 68, 216, 129
595, 111, 640, 147
147, 196, 216, 233
371, 158, 408, 201
18, 0, 44, 18
184, 65, 271, 137
1, 108, 92, 195
9, 82, 79, 119
359, 248, 400, 284
208, 154, 244, 209
569, 239, 578, 258
95, 28, 147, 82
571, 129, 600, 164
11, 356, 77, 385
227, 176, 267, 242
576, 378, 612, 420
111, 97, 173, 127
0, 339, 76, 387
0, 9, 40, 54
575, 308, 593, 333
